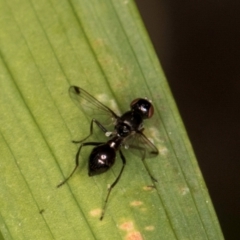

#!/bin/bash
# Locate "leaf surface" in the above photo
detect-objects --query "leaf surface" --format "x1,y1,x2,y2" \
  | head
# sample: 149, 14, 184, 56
0, 0, 223, 239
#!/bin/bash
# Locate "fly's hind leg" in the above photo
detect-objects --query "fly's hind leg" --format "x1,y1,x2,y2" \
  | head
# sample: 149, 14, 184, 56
57, 141, 103, 188
100, 149, 126, 220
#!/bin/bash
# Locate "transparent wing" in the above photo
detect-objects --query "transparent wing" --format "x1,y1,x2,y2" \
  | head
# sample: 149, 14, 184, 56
69, 86, 119, 125
125, 131, 159, 159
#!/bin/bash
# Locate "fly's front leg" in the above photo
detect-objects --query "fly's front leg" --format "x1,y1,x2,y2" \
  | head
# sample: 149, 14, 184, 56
73, 119, 110, 144
57, 142, 103, 188
100, 149, 126, 220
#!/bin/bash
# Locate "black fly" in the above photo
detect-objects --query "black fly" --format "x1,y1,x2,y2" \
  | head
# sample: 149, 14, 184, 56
57, 86, 159, 220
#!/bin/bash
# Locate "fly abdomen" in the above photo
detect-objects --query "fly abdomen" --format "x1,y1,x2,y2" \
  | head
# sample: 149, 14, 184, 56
88, 144, 116, 176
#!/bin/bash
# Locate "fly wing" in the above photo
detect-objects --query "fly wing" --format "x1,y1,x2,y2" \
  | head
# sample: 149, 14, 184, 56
125, 131, 159, 159
69, 86, 119, 126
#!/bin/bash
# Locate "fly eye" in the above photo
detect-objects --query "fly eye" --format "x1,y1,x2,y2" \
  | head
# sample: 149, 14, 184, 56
130, 98, 154, 119
147, 104, 154, 118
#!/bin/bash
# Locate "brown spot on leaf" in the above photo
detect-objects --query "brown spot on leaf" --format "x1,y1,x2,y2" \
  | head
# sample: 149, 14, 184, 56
126, 231, 143, 240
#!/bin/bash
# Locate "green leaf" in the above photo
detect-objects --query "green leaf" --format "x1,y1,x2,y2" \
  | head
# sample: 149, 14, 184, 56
0, 0, 223, 239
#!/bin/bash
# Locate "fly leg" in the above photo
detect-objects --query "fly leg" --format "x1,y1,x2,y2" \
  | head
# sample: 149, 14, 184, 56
129, 144, 158, 183
100, 149, 126, 220
57, 142, 103, 188
142, 153, 158, 183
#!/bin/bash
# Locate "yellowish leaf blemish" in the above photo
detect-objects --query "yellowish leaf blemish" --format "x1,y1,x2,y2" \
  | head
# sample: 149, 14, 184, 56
180, 186, 190, 195
145, 225, 155, 231
126, 231, 143, 240
143, 185, 155, 191
119, 221, 134, 231
89, 208, 101, 217
130, 201, 143, 207
119, 222, 143, 240
158, 146, 169, 156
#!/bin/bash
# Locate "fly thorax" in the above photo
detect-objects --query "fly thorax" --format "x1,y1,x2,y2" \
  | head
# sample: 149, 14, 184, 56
115, 122, 131, 137
122, 111, 143, 129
